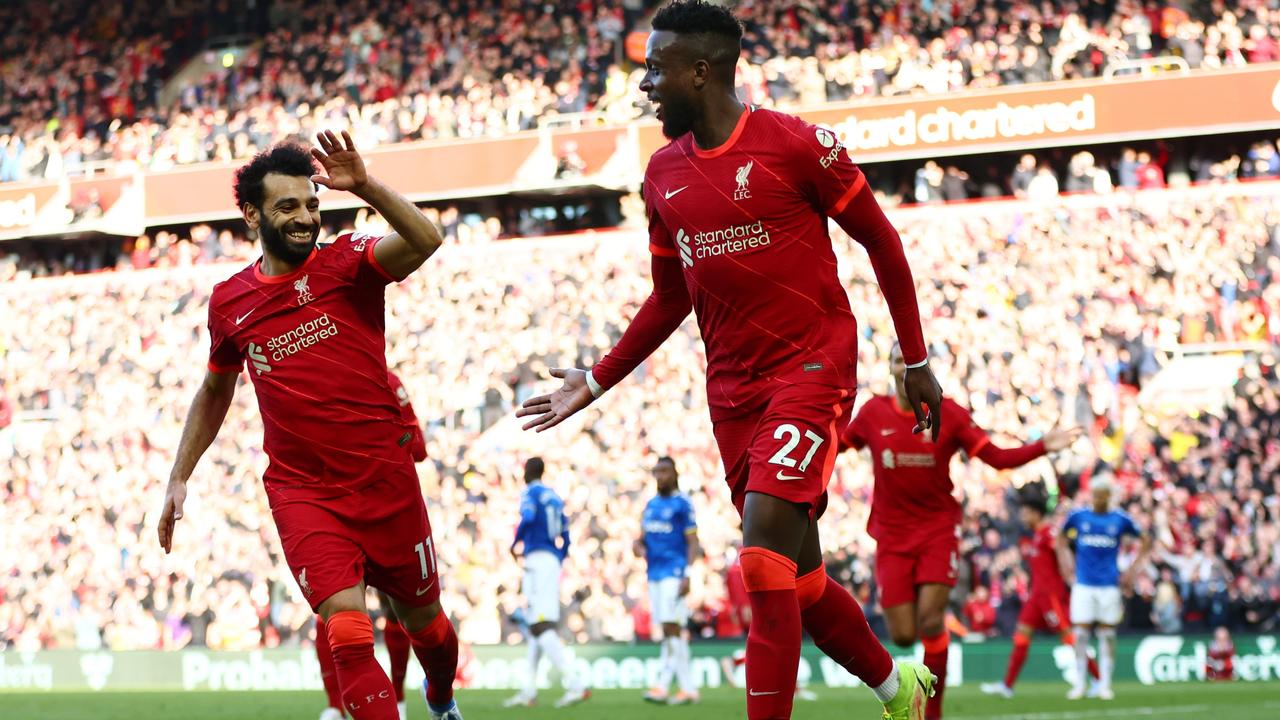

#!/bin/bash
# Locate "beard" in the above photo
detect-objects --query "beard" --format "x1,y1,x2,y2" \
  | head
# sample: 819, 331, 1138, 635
659, 99, 696, 139
259, 219, 317, 265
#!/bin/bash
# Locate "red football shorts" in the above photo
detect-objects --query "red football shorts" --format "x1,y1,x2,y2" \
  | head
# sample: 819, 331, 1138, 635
712, 383, 853, 517
1019, 588, 1071, 632
874, 526, 960, 608
269, 463, 441, 612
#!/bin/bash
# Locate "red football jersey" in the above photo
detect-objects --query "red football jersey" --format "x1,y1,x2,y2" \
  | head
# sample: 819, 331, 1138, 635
387, 370, 427, 462
638, 107, 924, 421
842, 395, 989, 541
206, 231, 417, 498
1020, 522, 1068, 596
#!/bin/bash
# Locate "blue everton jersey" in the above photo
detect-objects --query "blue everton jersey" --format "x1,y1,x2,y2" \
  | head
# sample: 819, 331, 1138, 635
642, 493, 696, 580
1063, 508, 1141, 587
513, 482, 569, 560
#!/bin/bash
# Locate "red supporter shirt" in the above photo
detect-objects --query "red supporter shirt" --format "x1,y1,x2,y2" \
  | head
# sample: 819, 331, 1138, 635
206, 231, 417, 499
1021, 522, 1068, 597
590, 107, 926, 421
842, 395, 989, 542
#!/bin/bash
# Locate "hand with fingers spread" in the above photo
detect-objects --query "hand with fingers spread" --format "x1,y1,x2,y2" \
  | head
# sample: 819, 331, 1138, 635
157, 477, 188, 554
903, 363, 943, 441
1043, 418, 1085, 452
517, 368, 596, 432
310, 130, 367, 193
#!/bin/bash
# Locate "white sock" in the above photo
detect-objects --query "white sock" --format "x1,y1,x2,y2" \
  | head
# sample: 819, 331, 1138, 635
871, 661, 900, 703
674, 636, 695, 694
537, 629, 582, 692
1097, 628, 1116, 689
654, 637, 674, 691
1074, 626, 1091, 690
524, 634, 542, 696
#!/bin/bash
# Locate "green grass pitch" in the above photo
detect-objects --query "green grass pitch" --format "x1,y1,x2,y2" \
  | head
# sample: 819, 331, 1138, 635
5, 682, 1279, 720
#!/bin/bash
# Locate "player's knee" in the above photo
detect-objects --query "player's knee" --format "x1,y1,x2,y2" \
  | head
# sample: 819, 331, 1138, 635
889, 629, 916, 648
395, 599, 442, 634
662, 623, 682, 639
739, 546, 798, 592
326, 610, 375, 649
917, 614, 945, 640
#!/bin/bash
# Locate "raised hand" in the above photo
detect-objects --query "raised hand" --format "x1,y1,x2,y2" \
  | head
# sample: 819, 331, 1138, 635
310, 130, 368, 192
1043, 417, 1085, 452
903, 363, 943, 441
157, 478, 187, 554
517, 368, 596, 432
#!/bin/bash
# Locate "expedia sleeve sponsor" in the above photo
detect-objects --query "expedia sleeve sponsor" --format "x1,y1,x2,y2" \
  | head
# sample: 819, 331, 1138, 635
266, 313, 339, 362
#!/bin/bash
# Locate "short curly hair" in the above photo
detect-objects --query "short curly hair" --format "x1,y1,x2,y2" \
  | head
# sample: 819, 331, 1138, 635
651, 0, 743, 40
232, 142, 317, 210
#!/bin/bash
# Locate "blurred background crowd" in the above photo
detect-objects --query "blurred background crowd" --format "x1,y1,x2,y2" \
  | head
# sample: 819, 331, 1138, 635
4, 0, 1280, 183
3, 178, 1277, 651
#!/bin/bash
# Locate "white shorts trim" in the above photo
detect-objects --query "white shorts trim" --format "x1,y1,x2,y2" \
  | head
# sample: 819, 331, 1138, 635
522, 550, 562, 624
1070, 585, 1124, 626
648, 576, 688, 627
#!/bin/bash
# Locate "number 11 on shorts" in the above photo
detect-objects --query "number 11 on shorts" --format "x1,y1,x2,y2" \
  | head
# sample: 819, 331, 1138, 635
415, 537, 436, 580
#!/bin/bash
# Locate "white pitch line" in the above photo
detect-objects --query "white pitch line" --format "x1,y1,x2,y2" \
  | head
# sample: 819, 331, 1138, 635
951, 703, 1210, 720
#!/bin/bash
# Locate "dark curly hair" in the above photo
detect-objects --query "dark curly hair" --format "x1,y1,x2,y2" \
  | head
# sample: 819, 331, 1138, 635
651, 0, 742, 77
652, 0, 743, 41
232, 142, 317, 210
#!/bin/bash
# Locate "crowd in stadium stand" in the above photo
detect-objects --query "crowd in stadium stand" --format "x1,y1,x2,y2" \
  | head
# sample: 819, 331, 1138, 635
4, 0, 1280, 184
2, 182, 1278, 651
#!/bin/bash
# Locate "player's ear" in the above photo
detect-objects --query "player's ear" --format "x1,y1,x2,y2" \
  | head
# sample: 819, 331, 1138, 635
242, 202, 260, 231
691, 59, 710, 89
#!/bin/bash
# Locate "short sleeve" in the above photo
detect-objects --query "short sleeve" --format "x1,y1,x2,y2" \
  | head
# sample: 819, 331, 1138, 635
841, 404, 871, 451
1121, 513, 1141, 538
330, 231, 396, 287
682, 497, 697, 531
1063, 512, 1079, 540
782, 116, 868, 217
207, 305, 244, 374
947, 399, 990, 456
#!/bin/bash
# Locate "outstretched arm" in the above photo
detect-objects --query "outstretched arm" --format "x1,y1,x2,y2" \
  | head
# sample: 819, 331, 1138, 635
830, 180, 941, 439
158, 369, 238, 553
518, 254, 691, 432
975, 421, 1082, 469
311, 130, 443, 280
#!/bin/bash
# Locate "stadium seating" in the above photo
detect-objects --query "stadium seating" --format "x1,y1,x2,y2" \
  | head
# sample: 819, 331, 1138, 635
3, 0, 1278, 184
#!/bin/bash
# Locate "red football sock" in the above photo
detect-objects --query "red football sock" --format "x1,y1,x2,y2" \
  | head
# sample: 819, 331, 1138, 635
327, 611, 399, 719
741, 547, 800, 720
407, 611, 459, 708
922, 632, 949, 720
1004, 633, 1030, 689
384, 620, 412, 702
315, 617, 344, 710
798, 573, 894, 687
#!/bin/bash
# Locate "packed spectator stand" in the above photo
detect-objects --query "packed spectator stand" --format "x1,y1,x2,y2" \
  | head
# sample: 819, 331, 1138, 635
4, 0, 1280, 184
2, 176, 1277, 651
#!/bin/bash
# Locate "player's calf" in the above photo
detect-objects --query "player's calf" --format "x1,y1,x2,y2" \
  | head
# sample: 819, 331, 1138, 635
326, 611, 400, 720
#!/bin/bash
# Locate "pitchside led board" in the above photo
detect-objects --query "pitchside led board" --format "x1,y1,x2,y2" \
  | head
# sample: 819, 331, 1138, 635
3, 635, 1278, 692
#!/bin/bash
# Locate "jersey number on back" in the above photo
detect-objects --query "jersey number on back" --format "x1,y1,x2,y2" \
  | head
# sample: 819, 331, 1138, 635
546, 507, 563, 539
769, 423, 825, 473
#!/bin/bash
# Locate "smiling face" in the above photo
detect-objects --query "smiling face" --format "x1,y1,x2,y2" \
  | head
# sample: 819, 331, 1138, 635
639, 30, 701, 139
249, 173, 321, 265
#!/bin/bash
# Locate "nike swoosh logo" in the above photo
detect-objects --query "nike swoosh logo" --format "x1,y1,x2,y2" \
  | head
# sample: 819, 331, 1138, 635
664, 186, 689, 200
235, 308, 256, 325
775, 471, 804, 481
881, 428, 896, 436
748, 689, 781, 697
415, 581, 436, 597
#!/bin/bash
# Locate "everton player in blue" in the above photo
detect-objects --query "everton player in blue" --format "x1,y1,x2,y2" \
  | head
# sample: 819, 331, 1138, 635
507, 457, 590, 708
637, 456, 701, 705
1057, 474, 1151, 700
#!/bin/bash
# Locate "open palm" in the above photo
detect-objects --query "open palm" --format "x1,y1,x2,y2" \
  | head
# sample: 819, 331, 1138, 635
516, 368, 596, 432
310, 130, 367, 192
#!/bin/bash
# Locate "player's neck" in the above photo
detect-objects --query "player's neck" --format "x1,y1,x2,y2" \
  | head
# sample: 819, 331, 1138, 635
690, 95, 747, 152
259, 249, 308, 277
894, 389, 911, 412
